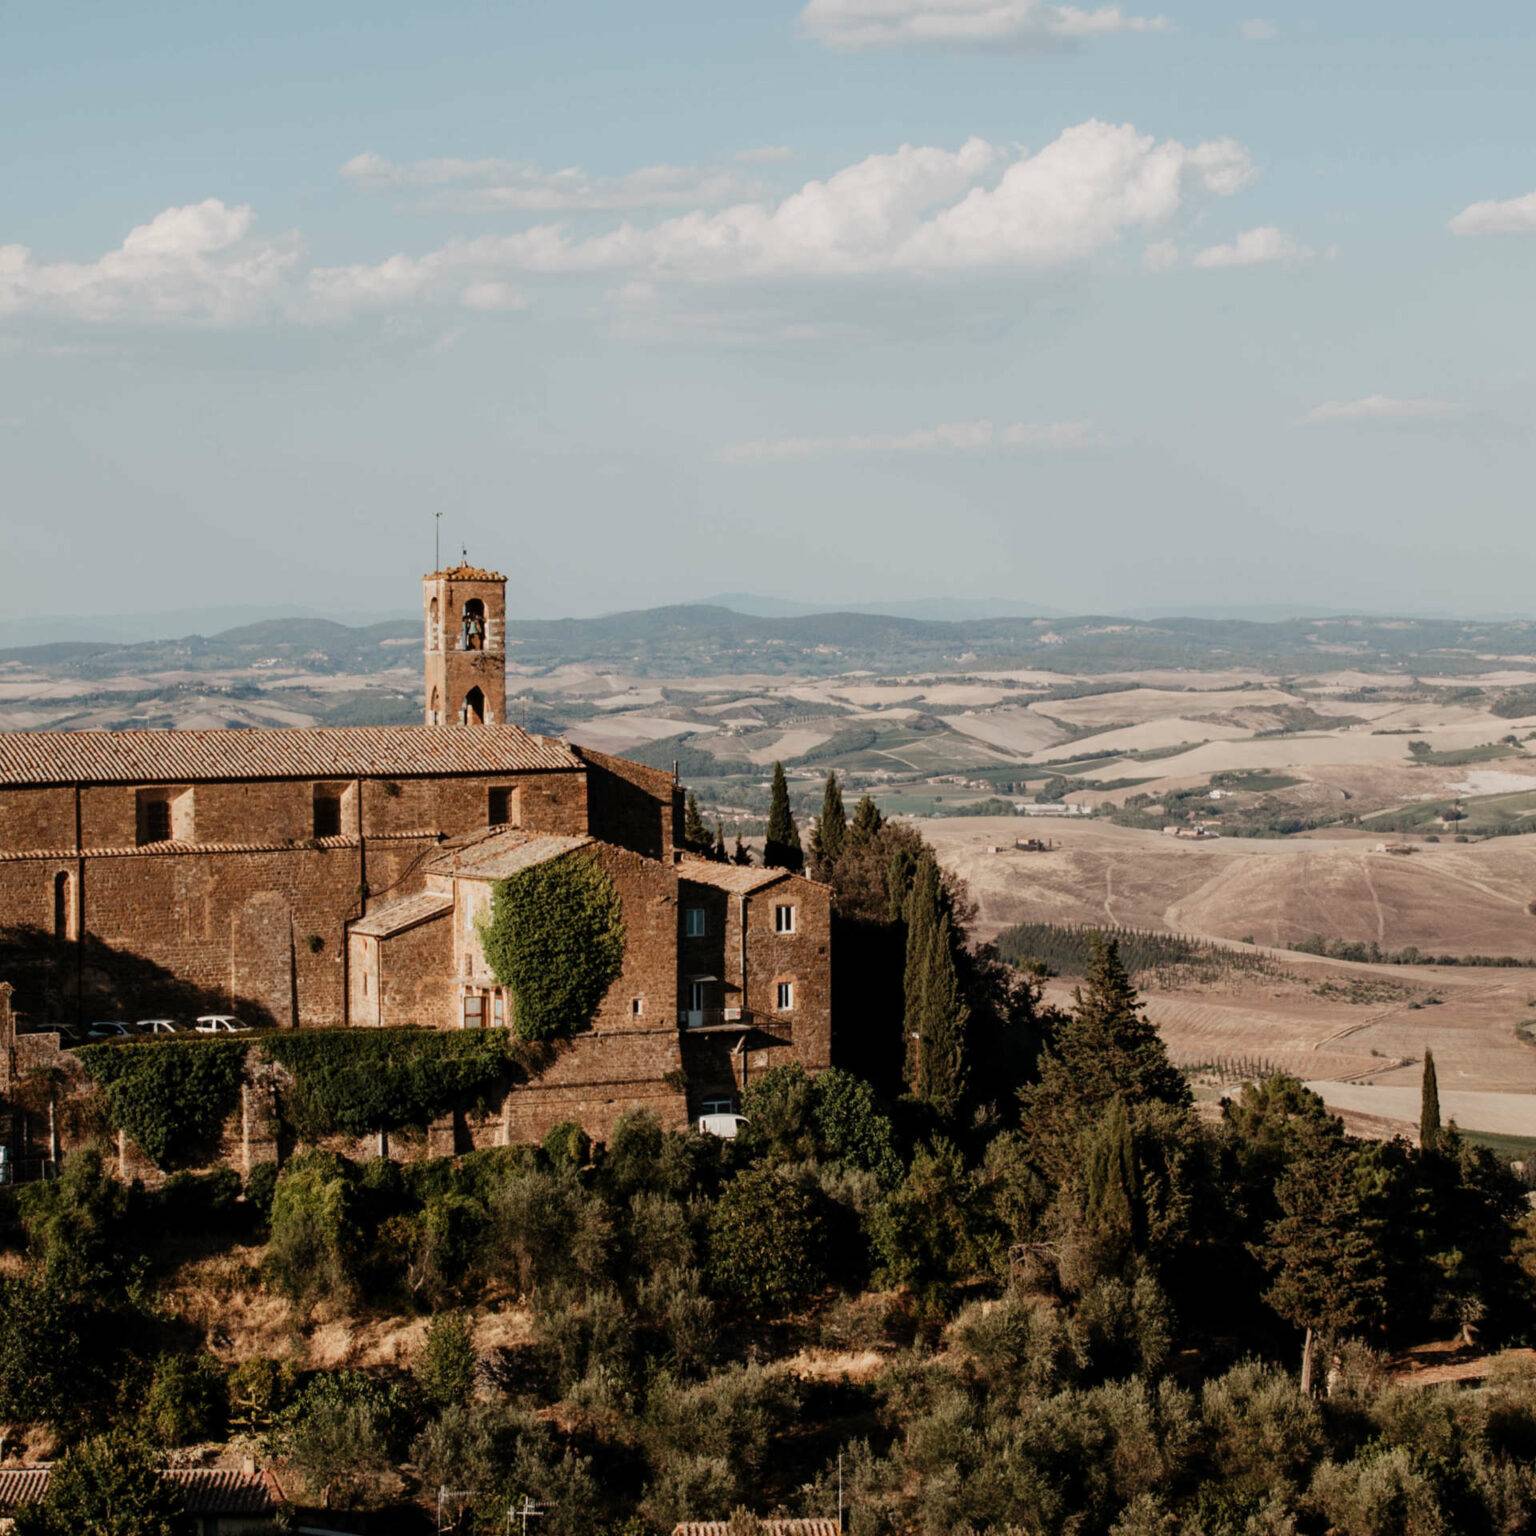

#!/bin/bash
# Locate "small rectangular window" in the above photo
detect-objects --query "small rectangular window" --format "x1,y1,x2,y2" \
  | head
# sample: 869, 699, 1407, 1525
631, 996, 645, 1017
462, 994, 485, 1029
488, 787, 514, 827
776, 980, 795, 1013
685, 907, 707, 938
313, 792, 342, 839
492, 992, 506, 1029
774, 904, 796, 934
137, 794, 172, 846
702, 1098, 736, 1116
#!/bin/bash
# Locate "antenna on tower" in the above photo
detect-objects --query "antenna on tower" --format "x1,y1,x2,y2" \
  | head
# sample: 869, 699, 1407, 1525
434, 511, 442, 571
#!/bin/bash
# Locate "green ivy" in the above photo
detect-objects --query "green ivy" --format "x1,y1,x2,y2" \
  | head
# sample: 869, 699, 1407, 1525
78, 1040, 248, 1171
260, 1029, 529, 1139
477, 852, 626, 1041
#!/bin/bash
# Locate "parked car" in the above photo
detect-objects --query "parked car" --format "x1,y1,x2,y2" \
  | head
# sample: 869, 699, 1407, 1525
697, 1112, 749, 1139
194, 1015, 252, 1034
136, 1018, 179, 1036
86, 1021, 132, 1039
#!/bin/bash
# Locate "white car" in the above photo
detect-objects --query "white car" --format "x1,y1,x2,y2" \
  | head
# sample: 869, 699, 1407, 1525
86, 1021, 132, 1039
194, 1015, 252, 1035
697, 1112, 749, 1139
137, 1019, 179, 1036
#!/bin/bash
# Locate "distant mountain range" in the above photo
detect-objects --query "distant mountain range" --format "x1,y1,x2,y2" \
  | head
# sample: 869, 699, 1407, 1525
5, 601, 1535, 684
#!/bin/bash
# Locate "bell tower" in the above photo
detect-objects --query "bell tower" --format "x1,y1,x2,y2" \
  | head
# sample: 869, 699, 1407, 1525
423, 560, 507, 727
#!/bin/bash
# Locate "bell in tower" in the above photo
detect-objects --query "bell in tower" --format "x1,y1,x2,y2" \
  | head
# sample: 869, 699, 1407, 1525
423, 560, 507, 726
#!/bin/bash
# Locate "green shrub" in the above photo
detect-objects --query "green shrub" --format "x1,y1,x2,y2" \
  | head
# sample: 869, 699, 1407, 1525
12, 1430, 182, 1536
264, 1151, 363, 1306
478, 852, 626, 1040
261, 1028, 526, 1138
243, 1161, 279, 1221
138, 1351, 226, 1445
271, 1369, 409, 1511
78, 1040, 247, 1170
543, 1120, 592, 1170
415, 1311, 477, 1410
18, 1148, 136, 1297
707, 1165, 830, 1313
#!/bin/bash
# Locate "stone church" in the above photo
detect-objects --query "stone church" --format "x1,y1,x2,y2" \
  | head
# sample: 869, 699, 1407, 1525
0, 563, 832, 1138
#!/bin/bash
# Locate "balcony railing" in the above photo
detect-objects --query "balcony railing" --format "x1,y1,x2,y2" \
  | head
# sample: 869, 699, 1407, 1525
679, 1008, 754, 1029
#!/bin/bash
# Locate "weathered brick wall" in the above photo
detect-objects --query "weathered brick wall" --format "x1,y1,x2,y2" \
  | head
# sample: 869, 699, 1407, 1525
578, 749, 676, 861
373, 912, 457, 1030
0, 787, 76, 852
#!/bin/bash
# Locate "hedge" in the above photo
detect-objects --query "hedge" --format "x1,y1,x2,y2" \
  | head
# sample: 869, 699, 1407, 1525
478, 852, 625, 1040
78, 1040, 248, 1171
261, 1029, 531, 1139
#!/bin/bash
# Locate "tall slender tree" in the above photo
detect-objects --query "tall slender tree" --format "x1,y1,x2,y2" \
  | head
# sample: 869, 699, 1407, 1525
763, 762, 803, 872
712, 820, 727, 863
732, 832, 752, 867
1420, 1049, 1442, 1153
682, 792, 711, 856
849, 793, 883, 846
809, 771, 848, 881
902, 854, 969, 1117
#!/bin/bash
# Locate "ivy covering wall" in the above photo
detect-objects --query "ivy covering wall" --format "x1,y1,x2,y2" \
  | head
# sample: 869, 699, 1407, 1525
478, 852, 626, 1040
261, 1029, 530, 1139
79, 1040, 248, 1171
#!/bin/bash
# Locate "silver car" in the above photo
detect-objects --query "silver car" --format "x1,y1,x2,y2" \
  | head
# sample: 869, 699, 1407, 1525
194, 1015, 252, 1034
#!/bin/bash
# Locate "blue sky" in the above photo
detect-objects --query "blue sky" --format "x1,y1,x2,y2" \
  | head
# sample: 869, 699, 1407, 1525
3, 1, 1535, 621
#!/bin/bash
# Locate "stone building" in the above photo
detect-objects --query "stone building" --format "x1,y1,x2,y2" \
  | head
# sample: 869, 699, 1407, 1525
0, 562, 833, 1142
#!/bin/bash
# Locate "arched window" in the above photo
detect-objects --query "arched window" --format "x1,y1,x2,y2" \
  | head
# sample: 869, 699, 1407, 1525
53, 871, 69, 940
460, 598, 486, 652
429, 687, 440, 726
428, 596, 440, 652
463, 687, 486, 726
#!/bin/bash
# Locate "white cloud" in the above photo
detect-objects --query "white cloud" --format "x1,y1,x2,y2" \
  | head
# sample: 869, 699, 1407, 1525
801, 0, 1168, 50
1301, 396, 1462, 425
1449, 190, 1536, 237
341, 151, 753, 211
3, 122, 1265, 327
0, 200, 301, 324
360, 122, 1251, 286
1239, 19, 1277, 41
1191, 225, 1311, 268
719, 417, 1099, 462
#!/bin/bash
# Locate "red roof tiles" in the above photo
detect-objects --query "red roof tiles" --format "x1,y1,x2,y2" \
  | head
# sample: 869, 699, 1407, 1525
0, 724, 578, 787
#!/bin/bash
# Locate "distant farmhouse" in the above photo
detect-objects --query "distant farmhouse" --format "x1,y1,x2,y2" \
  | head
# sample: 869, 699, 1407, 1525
0, 563, 832, 1144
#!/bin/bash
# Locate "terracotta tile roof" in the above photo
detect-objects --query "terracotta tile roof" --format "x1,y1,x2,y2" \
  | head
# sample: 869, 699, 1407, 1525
0, 1465, 277, 1516
674, 1522, 841, 1536
350, 889, 454, 938
165, 1466, 280, 1515
0, 725, 579, 787
677, 857, 793, 894
0, 1468, 49, 1511
431, 829, 593, 881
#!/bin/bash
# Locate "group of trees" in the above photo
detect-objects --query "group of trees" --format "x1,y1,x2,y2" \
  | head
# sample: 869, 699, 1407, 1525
3, 797, 1536, 1531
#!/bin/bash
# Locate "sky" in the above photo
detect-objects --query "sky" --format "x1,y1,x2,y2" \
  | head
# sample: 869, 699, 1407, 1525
3, 1, 1535, 623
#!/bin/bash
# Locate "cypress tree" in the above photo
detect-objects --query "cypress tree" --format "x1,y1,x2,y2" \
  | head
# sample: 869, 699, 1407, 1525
733, 833, 752, 867
849, 794, 883, 846
810, 771, 848, 880
764, 762, 803, 872
712, 820, 727, 862
902, 854, 969, 1116
1420, 1048, 1441, 1153
682, 792, 710, 856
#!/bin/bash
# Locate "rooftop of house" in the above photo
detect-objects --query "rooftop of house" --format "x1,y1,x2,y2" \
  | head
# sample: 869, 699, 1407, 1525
0, 1465, 279, 1517
676, 856, 797, 894
673, 1521, 842, 1536
428, 828, 594, 881
0, 724, 579, 787
350, 888, 456, 938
